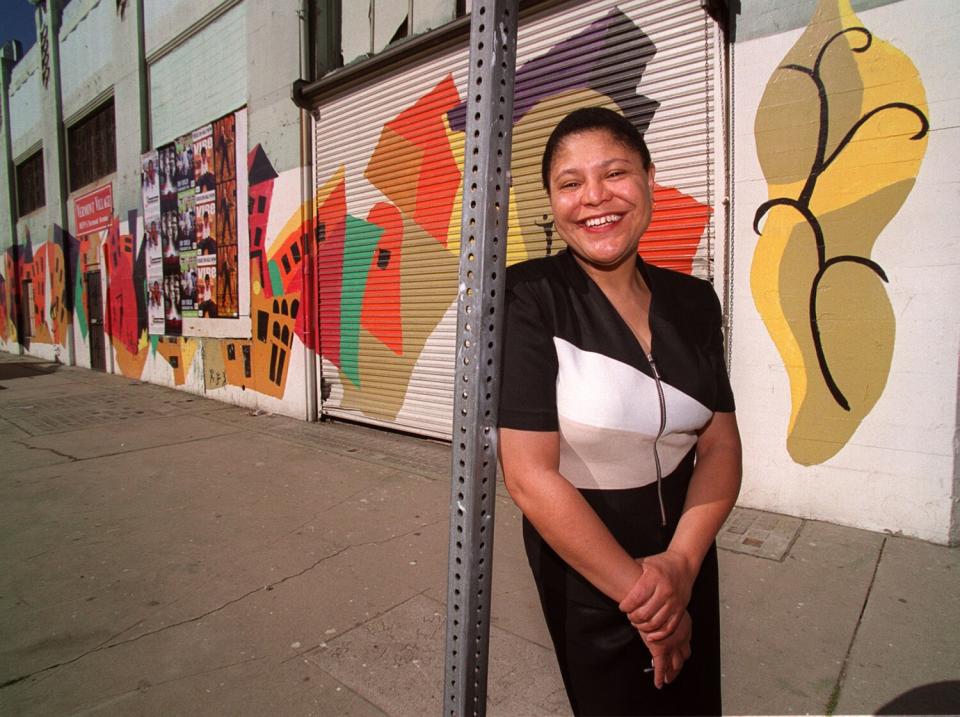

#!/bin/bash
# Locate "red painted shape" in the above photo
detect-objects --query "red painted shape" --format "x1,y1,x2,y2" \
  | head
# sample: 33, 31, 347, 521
0, 272, 7, 341
104, 219, 140, 355
247, 145, 277, 296
361, 202, 404, 356
316, 177, 348, 366
643, 183, 713, 275
384, 74, 461, 247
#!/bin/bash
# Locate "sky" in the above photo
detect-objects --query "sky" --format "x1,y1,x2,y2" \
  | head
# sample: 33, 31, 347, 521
1, 0, 38, 59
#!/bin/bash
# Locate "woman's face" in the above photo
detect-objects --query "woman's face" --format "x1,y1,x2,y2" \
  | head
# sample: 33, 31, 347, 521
547, 129, 655, 271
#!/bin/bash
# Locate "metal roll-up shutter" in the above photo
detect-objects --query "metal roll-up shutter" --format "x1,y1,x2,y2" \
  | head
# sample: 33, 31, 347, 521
314, 0, 720, 439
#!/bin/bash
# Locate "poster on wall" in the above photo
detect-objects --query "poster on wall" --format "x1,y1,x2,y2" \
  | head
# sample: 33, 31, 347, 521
158, 144, 178, 210
195, 194, 216, 255
141, 150, 159, 216
146, 243, 165, 336
193, 124, 215, 193
174, 132, 194, 193
215, 180, 237, 248
196, 254, 217, 318
180, 251, 198, 318
217, 244, 238, 318
143, 150, 164, 335
163, 261, 182, 335
213, 114, 236, 184
177, 192, 196, 251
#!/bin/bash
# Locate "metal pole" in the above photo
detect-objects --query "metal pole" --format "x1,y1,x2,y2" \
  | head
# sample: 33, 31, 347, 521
443, 1, 518, 715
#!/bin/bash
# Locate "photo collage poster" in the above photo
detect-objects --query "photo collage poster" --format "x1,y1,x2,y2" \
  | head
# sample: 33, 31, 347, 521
176, 131, 199, 318
141, 149, 165, 336
141, 109, 241, 332
158, 143, 182, 335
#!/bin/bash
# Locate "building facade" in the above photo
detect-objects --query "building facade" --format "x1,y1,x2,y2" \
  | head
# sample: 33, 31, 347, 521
1, 0, 957, 544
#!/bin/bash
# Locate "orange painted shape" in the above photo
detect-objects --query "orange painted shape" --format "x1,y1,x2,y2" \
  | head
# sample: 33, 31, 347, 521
361, 202, 404, 356
365, 126, 424, 219
643, 183, 713, 275
367, 75, 462, 247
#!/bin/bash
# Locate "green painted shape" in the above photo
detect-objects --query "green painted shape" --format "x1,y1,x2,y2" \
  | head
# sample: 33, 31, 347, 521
150, 335, 159, 354
267, 260, 284, 297
339, 215, 383, 388
74, 267, 88, 339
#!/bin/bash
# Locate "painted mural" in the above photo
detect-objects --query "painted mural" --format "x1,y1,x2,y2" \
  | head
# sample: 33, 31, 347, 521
751, 0, 929, 465
315, 7, 713, 426
2, 6, 717, 433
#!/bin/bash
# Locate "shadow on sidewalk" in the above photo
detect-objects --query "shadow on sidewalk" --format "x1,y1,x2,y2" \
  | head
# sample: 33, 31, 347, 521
876, 680, 960, 715
0, 362, 62, 384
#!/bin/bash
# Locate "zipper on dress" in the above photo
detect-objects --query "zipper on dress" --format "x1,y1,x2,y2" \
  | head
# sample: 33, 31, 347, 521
646, 352, 668, 528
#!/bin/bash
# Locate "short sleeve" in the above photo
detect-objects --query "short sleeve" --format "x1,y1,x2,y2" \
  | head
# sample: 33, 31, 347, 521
497, 274, 559, 431
704, 285, 735, 413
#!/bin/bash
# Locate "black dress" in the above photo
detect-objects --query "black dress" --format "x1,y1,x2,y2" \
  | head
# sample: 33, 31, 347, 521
498, 250, 735, 716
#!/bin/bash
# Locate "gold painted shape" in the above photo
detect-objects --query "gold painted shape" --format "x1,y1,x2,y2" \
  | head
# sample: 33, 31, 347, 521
751, 0, 928, 465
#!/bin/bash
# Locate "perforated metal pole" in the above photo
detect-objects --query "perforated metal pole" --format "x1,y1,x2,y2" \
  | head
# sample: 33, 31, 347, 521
443, 1, 518, 715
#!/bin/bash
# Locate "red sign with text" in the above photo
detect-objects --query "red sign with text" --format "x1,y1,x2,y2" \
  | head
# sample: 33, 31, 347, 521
74, 183, 114, 235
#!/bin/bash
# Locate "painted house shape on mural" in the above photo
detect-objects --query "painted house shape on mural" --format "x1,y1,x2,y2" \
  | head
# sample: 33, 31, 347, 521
247, 144, 278, 295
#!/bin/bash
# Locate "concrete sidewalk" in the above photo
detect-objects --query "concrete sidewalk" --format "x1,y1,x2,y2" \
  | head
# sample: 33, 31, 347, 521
0, 352, 957, 716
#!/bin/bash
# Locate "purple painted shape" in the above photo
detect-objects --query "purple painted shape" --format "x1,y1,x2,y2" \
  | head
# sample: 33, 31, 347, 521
448, 8, 659, 133
53, 223, 79, 312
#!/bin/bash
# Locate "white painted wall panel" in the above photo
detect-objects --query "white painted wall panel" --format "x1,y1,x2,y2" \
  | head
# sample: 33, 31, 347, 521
729, 0, 959, 543
60, 0, 115, 120
148, 3, 247, 146
144, 0, 228, 56
9, 50, 43, 159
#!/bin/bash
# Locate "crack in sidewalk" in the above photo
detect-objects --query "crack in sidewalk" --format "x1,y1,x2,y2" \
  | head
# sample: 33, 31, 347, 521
11, 439, 79, 462
283, 587, 435, 666
1, 521, 441, 692
0, 545, 352, 691
825, 536, 887, 715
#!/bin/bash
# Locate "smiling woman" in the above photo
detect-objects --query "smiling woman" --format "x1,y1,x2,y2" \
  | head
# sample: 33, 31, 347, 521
498, 107, 742, 716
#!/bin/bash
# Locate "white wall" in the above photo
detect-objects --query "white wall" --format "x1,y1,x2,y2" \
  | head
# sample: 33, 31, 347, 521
60, 0, 116, 121
148, 2, 248, 146
9, 47, 42, 160
729, 0, 959, 544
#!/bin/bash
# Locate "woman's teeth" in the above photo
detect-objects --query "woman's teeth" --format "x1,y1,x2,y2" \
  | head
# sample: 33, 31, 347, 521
583, 214, 622, 228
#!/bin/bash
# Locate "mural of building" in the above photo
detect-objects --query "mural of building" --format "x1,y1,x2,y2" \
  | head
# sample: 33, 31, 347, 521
0, 0, 957, 545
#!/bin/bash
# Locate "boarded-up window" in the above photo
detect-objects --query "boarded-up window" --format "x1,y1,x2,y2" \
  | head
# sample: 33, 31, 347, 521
68, 98, 117, 192
16, 149, 45, 218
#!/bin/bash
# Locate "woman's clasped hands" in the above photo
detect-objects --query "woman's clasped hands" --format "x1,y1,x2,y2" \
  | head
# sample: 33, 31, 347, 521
619, 550, 697, 689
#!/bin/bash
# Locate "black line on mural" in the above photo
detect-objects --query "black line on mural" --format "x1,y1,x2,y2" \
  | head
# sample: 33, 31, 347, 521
753, 27, 929, 412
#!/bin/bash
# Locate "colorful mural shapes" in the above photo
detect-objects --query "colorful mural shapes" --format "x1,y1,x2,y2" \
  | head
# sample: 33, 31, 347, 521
0, 270, 7, 341
3, 243, 23, 344
366, 74, 462, 248
316, 166, 348, 365
154, 336, 200, 386
322, 75, 460, 419
247, 144, 279, 296
449, 6, 709, 274
752, 0, 928, 464
360, 202, 404, 356
104, 215, 150, 378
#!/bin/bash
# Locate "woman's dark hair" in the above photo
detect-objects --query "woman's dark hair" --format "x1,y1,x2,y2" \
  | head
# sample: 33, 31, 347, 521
540, 107, 652, 191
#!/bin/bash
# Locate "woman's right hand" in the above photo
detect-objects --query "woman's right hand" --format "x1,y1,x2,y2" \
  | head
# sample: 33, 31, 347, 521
637, 610, 692, 689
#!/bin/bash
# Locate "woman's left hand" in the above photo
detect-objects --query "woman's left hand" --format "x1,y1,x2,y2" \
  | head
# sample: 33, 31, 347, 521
618, 551, 696, 641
